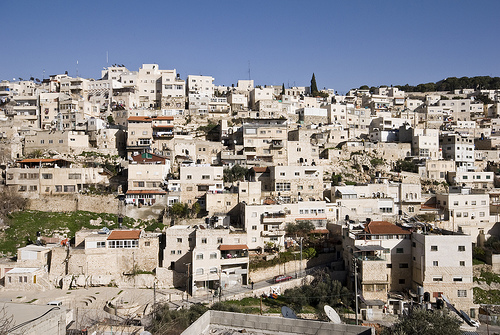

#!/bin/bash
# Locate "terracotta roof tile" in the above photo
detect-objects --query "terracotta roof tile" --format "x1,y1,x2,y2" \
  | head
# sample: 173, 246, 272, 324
127, 116, 151, 122
219, 244, 249, 251
107, 230, 141, 240
363, 221, 410, 235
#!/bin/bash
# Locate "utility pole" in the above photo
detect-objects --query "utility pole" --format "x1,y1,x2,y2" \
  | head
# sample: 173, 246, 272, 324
299, 237, 303, 277
354, 258, 359, 325
153, 281, 156, 320
186, 263, 191, 302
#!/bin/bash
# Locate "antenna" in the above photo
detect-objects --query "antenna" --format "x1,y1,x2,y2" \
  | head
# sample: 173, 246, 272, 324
281, 306, 298, 319
76, 60, 79, 77
324, 305, 342, 324
106, 51, 109, 66
248, 61, 251, 80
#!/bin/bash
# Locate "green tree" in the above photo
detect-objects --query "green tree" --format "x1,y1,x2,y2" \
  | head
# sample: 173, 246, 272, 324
286, 220, 315, 237
331, 173, 342, 186
223, 165, 249, 183
310, 73, 318, 96
281, 83, 285, 96
393, 159, 418, 173
107, 115, 115, 125
381, 308, 461, 335
191, 202, 201, 217
170, 202, 189, 218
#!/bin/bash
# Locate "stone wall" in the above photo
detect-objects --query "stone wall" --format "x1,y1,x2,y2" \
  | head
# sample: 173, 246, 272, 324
28, 194, 120, 214
249, 253, 335, 283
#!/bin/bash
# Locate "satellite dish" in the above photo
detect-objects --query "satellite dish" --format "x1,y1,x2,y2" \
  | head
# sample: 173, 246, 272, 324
281, 306, 298, 319
324, 305, 342, 324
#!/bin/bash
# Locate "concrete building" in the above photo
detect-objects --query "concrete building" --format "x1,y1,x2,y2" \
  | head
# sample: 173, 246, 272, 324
5, 158, 111, 197
436, 187, 490, 241
242, 118, 288, 166
24, 130, 90, 155
440, 133, 475, 171
412, 230, 475, 314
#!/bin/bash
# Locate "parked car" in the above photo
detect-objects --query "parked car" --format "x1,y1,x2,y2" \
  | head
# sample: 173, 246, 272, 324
274, 275, 293, 283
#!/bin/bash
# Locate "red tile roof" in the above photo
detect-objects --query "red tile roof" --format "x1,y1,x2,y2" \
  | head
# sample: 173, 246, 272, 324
363, 221, 410, 235
252, 167, 269, 173
127, 116, 151, 122
107, 230, 141, 240
219, 244, 249, 251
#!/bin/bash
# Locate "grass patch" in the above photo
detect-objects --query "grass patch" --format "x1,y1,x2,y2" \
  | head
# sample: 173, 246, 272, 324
27, 299, 38, 304
473, 258, 486, 265
475, 270, 500, 285
0, 210, 138, 255
474, 287, 500, 304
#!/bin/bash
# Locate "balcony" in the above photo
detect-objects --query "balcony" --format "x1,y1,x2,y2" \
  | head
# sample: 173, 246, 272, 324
271, 140, 283, 148
261, 230, 285, 237
153, 131, 173, 138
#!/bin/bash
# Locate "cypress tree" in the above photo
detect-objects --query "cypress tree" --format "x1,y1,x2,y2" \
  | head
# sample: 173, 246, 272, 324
310, 73, 318, 96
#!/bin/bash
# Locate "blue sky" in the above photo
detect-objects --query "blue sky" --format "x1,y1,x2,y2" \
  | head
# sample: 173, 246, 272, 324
2, 0, 499, 93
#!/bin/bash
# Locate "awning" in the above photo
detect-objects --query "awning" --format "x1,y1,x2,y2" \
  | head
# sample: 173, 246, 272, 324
355, 245, 385, 252
219, 244, 248, 251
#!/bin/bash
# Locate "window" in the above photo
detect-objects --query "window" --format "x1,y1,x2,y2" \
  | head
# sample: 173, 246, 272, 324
210, 267, 217, 273
177, 250, 182, 254
252, 225, 257, 230
171, 250, 175, 255
252, 237, 257, 242
457, 290, 467, 297
201, 238, 207, 244
196, 253, 203, 260
64, 185, 75, 192
210, 252, 217, 259
453, 277, 463, 282
396, 248, 404, 254
177, 238, 182, 243
217, 237, 223, 243
68, 173, 81, 179
42, 173, 53, 179
431, 246, 438, 251
202, 175, 210, 180
186, 175, 192, 180
458, 246, 465, 252
386, 264, 392, 268
433, 261, 439, 266
399, 263, 408, 268
399, 279, 405, 284
145, 242, 150, 247
97, 241, 106, 248
196, 268, 204, 275
460, 261, 465, 266
275, 183, 291, 192
433, 277, 443, 281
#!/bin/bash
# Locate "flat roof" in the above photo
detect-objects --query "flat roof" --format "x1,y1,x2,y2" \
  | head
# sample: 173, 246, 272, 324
7, 267, 40, 274
126, 190, 167, 195
17, 158, 59, 163
107, 230, 141, 240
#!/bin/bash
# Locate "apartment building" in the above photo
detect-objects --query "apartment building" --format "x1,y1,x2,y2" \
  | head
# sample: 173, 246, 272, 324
163, 225, 249, 296
242, 119, 288, 166
422, 160, 456, 181
168, 165, 224, 208
439, 133, 475, 171
249, 87, 274, 110
49, 229, 160, 282
436, 187, 490, 241
343, 221, 412, 303
137, 64, 162, 108
125, 153, 170, 205
187, 75, 215, 96
411, 230, 474, 314
5, 158, 111, 197
447, 171, 494, 190
242, 201, 332, 251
